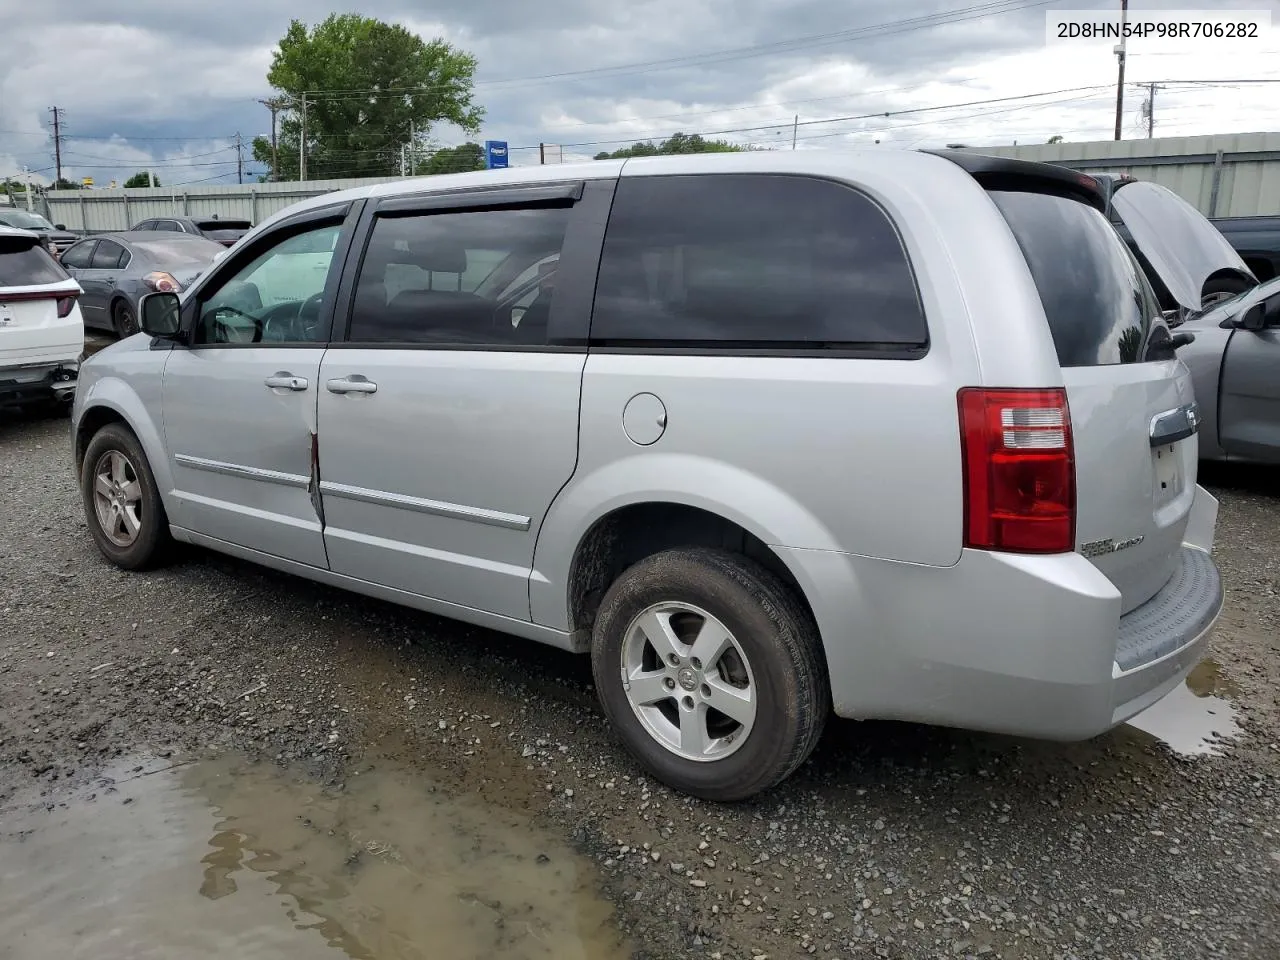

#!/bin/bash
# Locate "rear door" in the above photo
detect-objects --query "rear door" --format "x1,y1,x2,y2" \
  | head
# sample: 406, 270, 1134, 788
78, 239, 129, 330
58, 240, 100, 327
1219, 291, 1280, 462
990, 189, 1199, 612
315, 180, 610, 620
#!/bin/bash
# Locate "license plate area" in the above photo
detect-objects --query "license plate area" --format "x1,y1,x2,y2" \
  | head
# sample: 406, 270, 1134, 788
0, 303, 15, 326
1153, 443, 1183, 503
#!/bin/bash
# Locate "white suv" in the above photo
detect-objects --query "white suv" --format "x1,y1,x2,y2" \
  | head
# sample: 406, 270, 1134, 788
0, 226, 82, 410
72, 149, 1223, 800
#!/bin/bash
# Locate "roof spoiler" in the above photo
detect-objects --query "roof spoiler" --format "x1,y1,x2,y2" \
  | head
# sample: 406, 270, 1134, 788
921, 149, 1108, 213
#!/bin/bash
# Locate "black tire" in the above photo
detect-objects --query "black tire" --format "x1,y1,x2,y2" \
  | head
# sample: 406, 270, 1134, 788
1201, 275, 1253, 307
112, 299, 139, 338
80, 422, 172, 569
590, 547, 829, 802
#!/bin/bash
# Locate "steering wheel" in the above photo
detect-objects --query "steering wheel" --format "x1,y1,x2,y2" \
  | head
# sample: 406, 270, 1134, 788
294, 292, 325, 339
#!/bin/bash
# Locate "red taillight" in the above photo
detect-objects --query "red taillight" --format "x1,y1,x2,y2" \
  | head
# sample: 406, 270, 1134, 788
957, 387, 1075, 554
56, 294, 78, 318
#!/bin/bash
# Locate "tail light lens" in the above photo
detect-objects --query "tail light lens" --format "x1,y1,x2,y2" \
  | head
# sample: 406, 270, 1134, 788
144, 271, 182, 293
957, 387, 1075, 554
56, 294, 78, 318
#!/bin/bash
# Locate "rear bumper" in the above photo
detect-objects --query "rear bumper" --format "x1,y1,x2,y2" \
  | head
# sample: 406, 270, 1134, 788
776, 484, 1224, 741
0, 361, 79, 406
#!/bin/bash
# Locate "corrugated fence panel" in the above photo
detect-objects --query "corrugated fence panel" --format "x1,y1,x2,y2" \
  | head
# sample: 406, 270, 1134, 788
956, 132, 1280, 216
40, 177, 400, 235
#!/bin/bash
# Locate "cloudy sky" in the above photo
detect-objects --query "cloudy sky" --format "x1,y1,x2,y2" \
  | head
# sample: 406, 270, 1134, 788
2, 0, 1277, 187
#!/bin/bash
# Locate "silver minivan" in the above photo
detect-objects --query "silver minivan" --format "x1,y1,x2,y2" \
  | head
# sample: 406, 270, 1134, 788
71, 149, 1224, 801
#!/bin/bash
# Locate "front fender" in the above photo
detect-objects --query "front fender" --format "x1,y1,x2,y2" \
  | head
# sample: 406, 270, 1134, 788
529, 452, 842, 631
74, 373, 173, 502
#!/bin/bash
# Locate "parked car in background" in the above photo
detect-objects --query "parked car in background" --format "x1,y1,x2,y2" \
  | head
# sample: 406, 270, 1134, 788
0, 226, 82, 410
129, 215, 252, 248
72, 150, 1223, 801
58, 231, 225, 337
1089, 174, 1258, 311
1209, 215, 1280, 283
0, 207, 81, 258
1177, 275, 1280, 463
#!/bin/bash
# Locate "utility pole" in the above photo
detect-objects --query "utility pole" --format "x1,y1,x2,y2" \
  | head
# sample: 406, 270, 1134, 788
1145, 82, 1156, 138
235, 132, 244, 184
49, 106, 64, 185
539, 143, 546, 165
1113, 0, 1128, 141
791, 114, 799, 150
258, 97, 285, 181
299, 93, 308, 181
23, 167, 34, 210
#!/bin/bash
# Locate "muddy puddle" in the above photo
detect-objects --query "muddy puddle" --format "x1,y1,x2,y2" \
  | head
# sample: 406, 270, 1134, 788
0, 752, 632, 960
1125, 659, 1242, 757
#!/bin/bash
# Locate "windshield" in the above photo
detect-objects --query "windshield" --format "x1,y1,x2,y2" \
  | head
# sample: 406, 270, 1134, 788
0, 209, 54, 231
991, 189, 1161, 366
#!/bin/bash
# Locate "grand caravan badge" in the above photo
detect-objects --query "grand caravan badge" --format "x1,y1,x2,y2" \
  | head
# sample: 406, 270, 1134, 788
1080, 535, 1145, 558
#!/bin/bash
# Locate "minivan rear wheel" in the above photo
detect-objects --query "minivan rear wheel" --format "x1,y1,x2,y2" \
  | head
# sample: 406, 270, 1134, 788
80, 423, 172, 569
590, 547, 829, 802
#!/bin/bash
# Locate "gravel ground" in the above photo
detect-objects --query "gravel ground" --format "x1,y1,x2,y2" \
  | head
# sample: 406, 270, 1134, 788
2, 409, 1278, 960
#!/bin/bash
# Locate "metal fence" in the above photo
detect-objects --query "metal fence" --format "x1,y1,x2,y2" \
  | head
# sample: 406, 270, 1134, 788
32, 131, 1280, 232
958, 131, 1280, 218
40, 176, 398, 234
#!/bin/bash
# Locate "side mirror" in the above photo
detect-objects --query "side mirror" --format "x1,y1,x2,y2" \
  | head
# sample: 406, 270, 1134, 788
139, 291, 182, 338
55, 223, 67, 231
1239, 303, 1267, 331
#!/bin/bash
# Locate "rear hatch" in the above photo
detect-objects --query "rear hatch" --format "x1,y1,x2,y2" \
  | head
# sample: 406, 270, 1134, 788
988, 187, 1197, 613
0, 231, 82, 364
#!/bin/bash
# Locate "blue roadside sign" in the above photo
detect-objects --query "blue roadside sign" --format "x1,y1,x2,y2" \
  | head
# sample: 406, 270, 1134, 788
484, 141, 509, 169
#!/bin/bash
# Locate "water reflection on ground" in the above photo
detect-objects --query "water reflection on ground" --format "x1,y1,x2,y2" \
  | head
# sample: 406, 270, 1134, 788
0, 752, 631, 960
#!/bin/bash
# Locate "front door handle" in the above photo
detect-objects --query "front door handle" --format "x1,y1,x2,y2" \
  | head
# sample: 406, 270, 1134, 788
326, 375, 377, 395
264, 373, 309, 391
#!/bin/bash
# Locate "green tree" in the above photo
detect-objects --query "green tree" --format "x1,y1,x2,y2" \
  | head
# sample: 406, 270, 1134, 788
124, 171, 160, 188
51, 178, 79, 190
1046, 134, 1064, 144
251, 14, 484, 182
418, 142, 486, 175
594, 131, 748, 160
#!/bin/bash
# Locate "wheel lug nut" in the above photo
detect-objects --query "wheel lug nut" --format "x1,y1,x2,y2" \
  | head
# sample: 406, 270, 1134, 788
690, 657, 702, 670
664, 677, 676, 690
700, 683, 711, 698
681, 696, 695, 710
666, 654, 680, 667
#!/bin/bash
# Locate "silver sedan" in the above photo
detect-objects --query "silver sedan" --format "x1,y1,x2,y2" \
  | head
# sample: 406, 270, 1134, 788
1178, 276, 1280, 463
57, 231, 226, 337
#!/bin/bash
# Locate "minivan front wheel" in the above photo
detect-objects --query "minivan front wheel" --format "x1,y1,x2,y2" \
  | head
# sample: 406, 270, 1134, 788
81, 423, 171, 569
591, 547, 829, 802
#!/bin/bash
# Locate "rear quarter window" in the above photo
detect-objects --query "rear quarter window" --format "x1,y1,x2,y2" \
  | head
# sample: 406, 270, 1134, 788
0, 237, 69, 286
590, 174, 928, 352
990, 190, 1160, 366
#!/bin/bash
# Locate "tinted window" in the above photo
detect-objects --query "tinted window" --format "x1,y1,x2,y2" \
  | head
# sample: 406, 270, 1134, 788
348, 205, 571, 346
195, 219, 251, 230
195, 222, 341, 344
155, 220, 184, 232
590, 174, 926, 349
132, 221, 155, 230
60, 240, 96, 269
0, 236, 68, 286
91, 239, 128, 269
991, 190, 1159, 366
